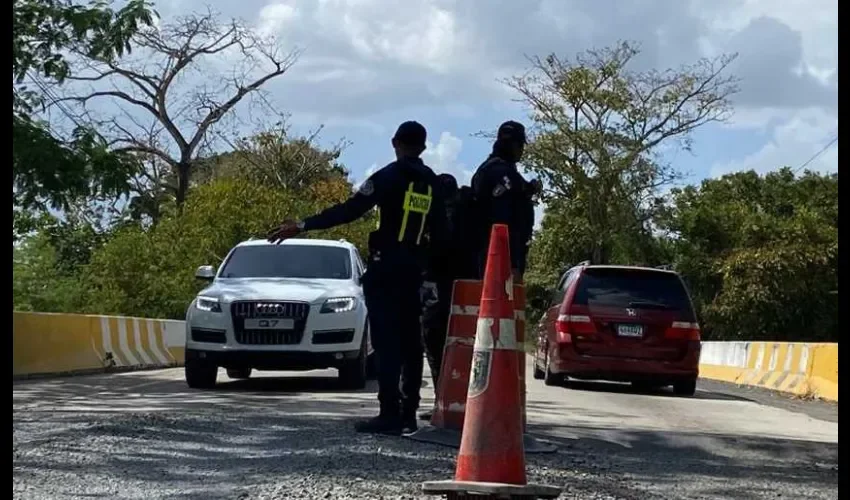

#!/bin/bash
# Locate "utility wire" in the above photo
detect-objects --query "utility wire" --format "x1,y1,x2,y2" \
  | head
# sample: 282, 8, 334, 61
794, 134, 838, 173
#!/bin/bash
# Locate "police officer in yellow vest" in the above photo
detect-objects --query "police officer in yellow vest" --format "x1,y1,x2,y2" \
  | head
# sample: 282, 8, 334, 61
267, 121, 448, 436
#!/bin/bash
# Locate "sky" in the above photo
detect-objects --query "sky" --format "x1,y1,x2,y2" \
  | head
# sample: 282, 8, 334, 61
79, 0, 838, 202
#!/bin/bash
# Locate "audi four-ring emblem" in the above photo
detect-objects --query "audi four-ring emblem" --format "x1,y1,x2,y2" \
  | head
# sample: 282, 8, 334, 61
256, 303, 284, 314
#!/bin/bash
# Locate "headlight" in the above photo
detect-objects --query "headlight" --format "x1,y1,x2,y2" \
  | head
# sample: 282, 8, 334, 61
320, 297, 356, 314
196, 296, 222, 313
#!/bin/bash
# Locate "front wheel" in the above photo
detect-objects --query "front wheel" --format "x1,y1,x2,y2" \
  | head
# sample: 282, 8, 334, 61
226, 368, 252, 380
185, 360, 217, 389
364, 321, 377, 380
339, 331, 368, 390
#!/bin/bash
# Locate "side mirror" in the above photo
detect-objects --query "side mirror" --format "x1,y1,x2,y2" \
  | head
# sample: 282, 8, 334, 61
195, 265, 216, 280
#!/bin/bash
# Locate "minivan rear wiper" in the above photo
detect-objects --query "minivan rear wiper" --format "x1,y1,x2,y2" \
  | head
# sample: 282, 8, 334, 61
628, 301, 672, 310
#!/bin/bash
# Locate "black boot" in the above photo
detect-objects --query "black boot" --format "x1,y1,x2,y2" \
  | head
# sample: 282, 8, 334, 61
354, 413, 402, 436
401, 409, 418, 434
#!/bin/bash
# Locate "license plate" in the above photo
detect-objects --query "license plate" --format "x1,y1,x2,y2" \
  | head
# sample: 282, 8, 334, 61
244, 318, 295, 330
617, 324, 644, 338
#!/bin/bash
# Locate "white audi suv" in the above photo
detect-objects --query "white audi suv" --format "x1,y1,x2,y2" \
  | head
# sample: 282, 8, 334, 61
184, 238, 373, 389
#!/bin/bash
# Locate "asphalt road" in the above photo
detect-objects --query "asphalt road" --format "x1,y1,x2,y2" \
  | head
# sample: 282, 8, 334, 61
13, 360, 838, 500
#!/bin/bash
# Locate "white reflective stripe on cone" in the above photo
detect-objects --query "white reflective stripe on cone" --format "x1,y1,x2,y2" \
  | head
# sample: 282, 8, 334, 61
472, 317, 518, 351
451, 305, 525, 321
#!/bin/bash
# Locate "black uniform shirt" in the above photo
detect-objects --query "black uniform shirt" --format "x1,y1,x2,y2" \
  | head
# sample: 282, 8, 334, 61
304, 157, 448, 270
470, 155, 535, 272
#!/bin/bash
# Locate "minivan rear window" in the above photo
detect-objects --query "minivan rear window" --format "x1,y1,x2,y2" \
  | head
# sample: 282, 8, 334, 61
572, 268, 695, 320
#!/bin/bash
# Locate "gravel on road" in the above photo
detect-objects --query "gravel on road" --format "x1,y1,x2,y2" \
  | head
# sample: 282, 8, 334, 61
12, 367, 838, 500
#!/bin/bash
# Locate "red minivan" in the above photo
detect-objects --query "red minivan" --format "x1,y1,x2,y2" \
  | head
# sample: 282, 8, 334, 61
532, 264, 701, 396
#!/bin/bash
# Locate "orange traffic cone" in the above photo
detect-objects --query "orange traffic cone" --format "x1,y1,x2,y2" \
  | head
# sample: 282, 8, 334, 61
422, 224, 560, 499
408, 280, 481, 447
409, 280, 554, 454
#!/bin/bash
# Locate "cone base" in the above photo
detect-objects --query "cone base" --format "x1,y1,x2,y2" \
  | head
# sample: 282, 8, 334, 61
406, 426, 557, 454
422, 480, 561, 499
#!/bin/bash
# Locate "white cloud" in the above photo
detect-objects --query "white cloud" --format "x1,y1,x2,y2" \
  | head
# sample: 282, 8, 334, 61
257, 3, 298, 37
422, 131, 472, 183
48, 0, 841, 187
711, 107, 838, 177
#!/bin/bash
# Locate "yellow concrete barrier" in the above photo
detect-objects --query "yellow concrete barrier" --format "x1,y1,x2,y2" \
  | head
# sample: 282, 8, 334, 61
13, 311, 185, 377
699, 341, 838, 402
806, 344, 838, 402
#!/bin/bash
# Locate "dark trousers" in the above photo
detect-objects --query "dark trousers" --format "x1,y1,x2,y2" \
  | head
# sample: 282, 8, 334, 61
362, 259, 423, 417
422, 278, 454, 391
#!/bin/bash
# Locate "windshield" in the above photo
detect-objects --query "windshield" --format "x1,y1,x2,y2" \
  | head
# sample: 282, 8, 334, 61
218, 245, 352, 280
573, 268, 695, 319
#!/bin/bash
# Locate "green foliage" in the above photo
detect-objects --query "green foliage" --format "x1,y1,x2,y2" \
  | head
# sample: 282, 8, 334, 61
13, 0, 155, 235
13, 232, 88, 313
659, 168, 838, 341
80, 174, 374, 320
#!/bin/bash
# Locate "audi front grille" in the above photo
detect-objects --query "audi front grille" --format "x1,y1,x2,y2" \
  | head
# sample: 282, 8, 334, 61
231, 301, 310, 345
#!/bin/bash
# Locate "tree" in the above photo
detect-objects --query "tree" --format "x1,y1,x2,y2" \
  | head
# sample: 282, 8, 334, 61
194, 123, 350, 191
13, 0, 156, 237
81, 173, 375, 319
13, 232, 88, 314
509, 41, 738, 264
56, 9, 300, 211
659, 168, 838, 342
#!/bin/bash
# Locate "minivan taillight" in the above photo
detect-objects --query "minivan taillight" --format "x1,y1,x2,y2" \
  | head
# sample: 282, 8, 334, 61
555, 314, 594, 343
664, 321, 701, 341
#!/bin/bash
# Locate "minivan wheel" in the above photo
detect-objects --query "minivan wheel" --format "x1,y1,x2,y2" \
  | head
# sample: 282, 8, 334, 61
226, 368, 252, 380
631, 381, 661, 392
339, 332, 368, 390
185, 360, 217, 389
533, 354, 546, 380
533, 359, 545, 380
543, 354, 561, 387
673, 379, 697, 396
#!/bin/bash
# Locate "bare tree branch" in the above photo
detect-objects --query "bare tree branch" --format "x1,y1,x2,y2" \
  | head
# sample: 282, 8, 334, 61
56, 9, 301, 211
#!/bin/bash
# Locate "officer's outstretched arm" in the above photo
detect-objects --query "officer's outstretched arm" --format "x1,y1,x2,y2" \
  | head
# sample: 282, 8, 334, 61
302, 175, 381, 231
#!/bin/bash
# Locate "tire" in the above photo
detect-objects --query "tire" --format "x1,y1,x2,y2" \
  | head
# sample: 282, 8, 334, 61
185, 360, 217, 389
365, 352, 377, 380
339, 329, 368, 390
673, 379, 697, 396
364, 322, 377, 380
533, 352, 545, 380
543, 352, 561, 387
631, 381, 660, 392
226, 368, 252, 380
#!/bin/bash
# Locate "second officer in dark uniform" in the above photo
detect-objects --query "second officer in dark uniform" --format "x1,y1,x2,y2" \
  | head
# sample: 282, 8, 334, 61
470, 120, 540, 282
267, 121, 447, 436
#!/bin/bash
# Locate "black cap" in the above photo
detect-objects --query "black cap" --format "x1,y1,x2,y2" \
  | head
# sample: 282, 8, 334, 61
496, 120, 527, 144
393, 121, 427, 149
437, 173, 458, 192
